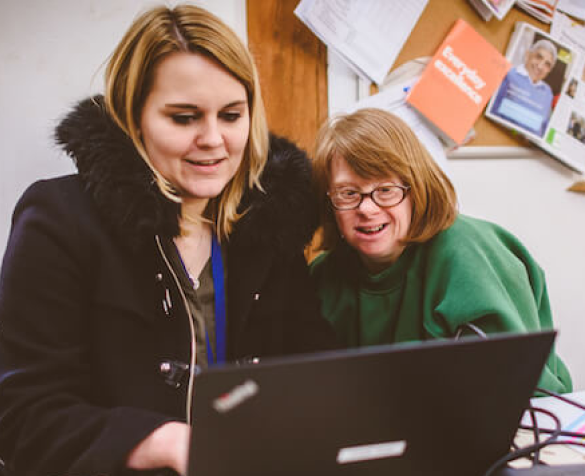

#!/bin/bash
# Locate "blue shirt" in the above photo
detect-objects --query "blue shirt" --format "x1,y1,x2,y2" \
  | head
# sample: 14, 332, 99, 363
491, 65, 553, 137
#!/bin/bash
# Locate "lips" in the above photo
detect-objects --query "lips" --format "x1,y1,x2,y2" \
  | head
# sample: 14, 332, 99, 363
185, 157, 224, 166
356, 223, 387, 235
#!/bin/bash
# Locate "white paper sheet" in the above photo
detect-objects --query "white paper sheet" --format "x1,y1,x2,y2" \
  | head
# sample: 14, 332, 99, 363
515, 0, 557, 23
295, 0, 429, 85
558, 0, 585, 21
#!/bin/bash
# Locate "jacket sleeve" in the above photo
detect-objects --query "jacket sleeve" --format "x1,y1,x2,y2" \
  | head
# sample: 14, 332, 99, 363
0, 180, 172, 476
421, 219, 572, 395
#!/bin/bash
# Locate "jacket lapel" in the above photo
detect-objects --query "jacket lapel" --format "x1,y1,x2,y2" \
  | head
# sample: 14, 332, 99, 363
225, 242, 273, 358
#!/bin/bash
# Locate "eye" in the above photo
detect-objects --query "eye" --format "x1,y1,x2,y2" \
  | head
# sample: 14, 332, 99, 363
338, 189, 359, 199
171, 114, 199, 125
220, 111, 242, 123
376, 185, 401, 197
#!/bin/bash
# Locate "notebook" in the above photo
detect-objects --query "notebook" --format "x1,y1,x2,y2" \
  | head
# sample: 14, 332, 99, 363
188, 331, 556, 476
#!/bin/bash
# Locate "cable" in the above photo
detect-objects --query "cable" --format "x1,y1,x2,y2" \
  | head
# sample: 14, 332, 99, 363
529, 387, 585, 449
454, 322, 488, 340
517, 425, 585, 440
487, 441, 585, 476
484, 407, 563, 476
535, 387, 585, 412
527, 406, 542, 465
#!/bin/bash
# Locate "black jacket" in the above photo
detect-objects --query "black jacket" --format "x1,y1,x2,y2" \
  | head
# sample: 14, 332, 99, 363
0, 97, 335, 476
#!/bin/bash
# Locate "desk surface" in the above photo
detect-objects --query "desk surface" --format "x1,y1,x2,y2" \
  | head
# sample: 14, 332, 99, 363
512, 429, 585, 467
511, 391, 585, 467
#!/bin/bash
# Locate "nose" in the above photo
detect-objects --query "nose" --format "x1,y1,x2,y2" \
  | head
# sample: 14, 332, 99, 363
356, 194, 380, 214
196, 118, 223, 148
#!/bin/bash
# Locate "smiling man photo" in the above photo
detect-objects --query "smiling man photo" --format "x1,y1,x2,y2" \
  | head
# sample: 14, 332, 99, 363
491, 38, 558, 138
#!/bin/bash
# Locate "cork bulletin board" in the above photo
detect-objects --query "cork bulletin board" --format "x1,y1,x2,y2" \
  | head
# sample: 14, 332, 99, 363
247, 0, 550, 150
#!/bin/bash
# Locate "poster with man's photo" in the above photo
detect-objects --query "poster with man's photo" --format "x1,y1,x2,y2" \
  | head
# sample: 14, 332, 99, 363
486, 22, 585, 173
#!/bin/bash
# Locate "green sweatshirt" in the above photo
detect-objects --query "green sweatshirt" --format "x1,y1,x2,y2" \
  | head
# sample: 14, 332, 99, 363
310, 214, 572, 394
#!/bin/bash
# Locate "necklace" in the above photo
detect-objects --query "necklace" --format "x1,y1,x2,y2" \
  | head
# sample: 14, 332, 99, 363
191, 275, 201, 290
175, 224, 212, 290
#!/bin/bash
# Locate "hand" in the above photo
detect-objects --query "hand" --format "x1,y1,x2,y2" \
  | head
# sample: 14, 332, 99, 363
126, 421, 191, 475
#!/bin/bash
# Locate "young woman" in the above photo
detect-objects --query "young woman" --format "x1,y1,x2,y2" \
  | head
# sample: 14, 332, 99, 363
310, 108, 572, 395
0, 5, 335, 475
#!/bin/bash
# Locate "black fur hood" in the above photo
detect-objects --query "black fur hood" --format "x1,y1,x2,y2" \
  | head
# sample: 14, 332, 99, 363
55, 96, 319, 256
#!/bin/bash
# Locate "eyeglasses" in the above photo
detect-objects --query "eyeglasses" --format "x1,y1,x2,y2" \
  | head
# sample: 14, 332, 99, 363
328, 184, 410, 211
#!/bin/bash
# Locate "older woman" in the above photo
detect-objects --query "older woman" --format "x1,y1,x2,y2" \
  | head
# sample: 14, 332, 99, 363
310, 108, 571, 395
0, 5, 334, 476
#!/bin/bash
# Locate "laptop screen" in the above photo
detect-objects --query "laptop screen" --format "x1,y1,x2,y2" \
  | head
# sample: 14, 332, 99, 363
189, 331, 555, 476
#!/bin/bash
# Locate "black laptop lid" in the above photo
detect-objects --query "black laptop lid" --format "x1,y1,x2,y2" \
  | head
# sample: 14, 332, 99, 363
189, 331, 555, 476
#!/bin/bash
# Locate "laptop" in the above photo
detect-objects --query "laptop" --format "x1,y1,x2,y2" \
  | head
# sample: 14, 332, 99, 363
188, 331, 556, 476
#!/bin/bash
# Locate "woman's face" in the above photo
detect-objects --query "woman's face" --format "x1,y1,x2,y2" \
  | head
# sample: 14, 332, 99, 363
140, 52, 250, 212
330, 154, 412, 273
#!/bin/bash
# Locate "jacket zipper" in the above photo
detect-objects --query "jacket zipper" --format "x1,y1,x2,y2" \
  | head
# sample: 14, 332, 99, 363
155, 235, 197, 425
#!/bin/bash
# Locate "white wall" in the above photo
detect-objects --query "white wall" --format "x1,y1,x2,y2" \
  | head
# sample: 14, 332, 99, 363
0, 0, 246, 251
329, 56, 585, 391
449, 152, 585, 391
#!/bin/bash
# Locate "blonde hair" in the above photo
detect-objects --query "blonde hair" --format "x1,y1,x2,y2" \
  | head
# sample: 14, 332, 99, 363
313, 108, 458, 250
104, 4, 269, 239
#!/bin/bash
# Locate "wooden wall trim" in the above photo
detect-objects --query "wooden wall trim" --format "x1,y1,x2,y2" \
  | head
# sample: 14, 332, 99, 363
246, 0, 328, 153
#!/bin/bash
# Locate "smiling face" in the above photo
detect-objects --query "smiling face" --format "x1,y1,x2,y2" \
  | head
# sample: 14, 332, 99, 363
330, 154, 412, 273
525, 47, 555, 84
140, 52, 250, 214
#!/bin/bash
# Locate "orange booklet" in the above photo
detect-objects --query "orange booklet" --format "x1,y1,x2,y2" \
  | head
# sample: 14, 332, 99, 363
406, 19, 511, 145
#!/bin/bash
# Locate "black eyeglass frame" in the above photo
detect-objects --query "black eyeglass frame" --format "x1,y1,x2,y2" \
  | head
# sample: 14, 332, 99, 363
327, 184, 411, 211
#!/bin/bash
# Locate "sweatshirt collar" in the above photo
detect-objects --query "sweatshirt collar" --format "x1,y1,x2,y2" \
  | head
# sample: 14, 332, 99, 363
358, 245, 416, 293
